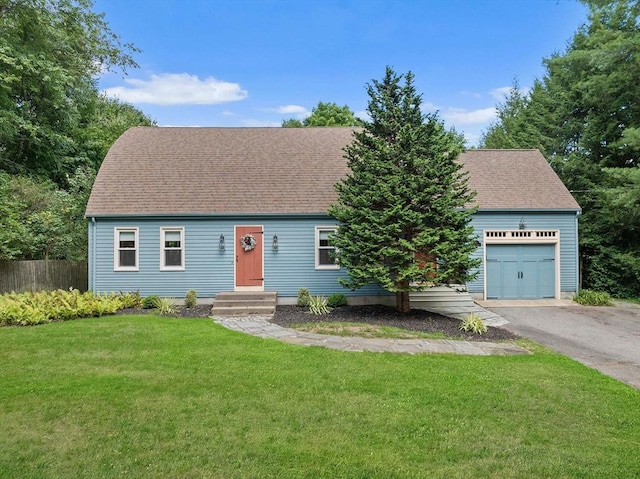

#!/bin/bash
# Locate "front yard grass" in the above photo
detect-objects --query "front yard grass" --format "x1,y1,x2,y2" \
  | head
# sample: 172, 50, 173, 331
1, 315, 638, 478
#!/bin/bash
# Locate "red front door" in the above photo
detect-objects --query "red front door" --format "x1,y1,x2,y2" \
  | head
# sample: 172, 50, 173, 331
235, 225, 263, 288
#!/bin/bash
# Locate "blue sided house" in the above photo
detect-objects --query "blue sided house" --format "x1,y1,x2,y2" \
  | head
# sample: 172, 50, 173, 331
85, 127, 581, 303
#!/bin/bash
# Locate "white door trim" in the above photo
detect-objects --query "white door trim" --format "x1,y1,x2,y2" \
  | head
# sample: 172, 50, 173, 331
483, 230, 560, 300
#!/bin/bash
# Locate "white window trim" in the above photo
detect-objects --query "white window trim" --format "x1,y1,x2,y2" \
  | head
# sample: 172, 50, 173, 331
160, 227, 185, 271
315, 226, 339, 270
114, 227, 139, 272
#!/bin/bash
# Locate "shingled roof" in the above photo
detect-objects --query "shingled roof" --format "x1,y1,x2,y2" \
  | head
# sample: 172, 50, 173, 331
85, 127, 580, 217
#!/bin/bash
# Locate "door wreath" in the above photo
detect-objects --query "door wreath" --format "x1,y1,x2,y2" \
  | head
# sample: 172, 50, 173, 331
240, 234, 257, 252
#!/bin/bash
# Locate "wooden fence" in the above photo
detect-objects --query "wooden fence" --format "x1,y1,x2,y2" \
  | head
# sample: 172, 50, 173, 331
0, 260, 88, 293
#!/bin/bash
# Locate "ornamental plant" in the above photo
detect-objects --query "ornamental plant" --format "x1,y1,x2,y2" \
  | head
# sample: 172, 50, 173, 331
142, 295, 160, 309
297, 288, 311, 307
308, 296, 331, 315
573, 289, 613, 306
184, 289, 198, 308
0, 290, 133, 326
459, 313, 488, 335
154, 297, 177, 316
327, 293, 348, 308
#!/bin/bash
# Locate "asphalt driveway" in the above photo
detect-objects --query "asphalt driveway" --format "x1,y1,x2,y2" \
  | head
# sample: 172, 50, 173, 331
485, 301, 640, 389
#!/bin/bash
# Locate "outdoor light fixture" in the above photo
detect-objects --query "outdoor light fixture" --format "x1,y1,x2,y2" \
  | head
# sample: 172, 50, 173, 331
219, 234, 225, 251
272, 234, 278, 250
519, 217, 526, 230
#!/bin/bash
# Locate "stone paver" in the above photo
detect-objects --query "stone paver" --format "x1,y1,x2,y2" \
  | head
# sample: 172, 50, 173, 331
212, 312, 528, 356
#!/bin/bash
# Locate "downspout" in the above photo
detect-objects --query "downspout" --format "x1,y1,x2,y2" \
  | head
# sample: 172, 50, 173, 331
575, 210, 581, 294
90, 217, 97, 292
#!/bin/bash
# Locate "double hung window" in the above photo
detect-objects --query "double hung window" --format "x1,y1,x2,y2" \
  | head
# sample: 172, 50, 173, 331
315, 226, 339, 270
114, 228, 138, 271
161, 227, 185, 270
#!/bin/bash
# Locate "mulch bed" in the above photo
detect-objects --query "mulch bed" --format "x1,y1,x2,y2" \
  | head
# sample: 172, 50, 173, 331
271, 304, 518, 342
118, 303, 518, 342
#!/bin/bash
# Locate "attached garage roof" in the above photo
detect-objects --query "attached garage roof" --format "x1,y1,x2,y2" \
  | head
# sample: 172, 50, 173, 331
85, 127, 580, 217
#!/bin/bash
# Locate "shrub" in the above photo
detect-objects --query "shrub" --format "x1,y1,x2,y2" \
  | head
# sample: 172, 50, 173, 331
459, 313, 487, 335
184, 289, 198, 308
142, 295, 160, 309
573, 289, 613, 306
119, 290, 143, 309
0, 290, 129, 326
308, 296, 331, 315
155, 297, 177, 316
327, 293, 348, 308
297, 288, 311, 307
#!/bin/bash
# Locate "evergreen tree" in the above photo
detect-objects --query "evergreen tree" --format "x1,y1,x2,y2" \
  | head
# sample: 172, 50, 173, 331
328, 67, 480, 313
479, 0, 640, 297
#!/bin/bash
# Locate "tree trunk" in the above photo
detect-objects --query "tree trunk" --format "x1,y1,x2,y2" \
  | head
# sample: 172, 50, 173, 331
395, 291, 411, 313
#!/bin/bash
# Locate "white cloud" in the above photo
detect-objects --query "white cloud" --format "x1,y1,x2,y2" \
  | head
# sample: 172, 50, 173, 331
441, 107, 497, 125
103, 73, 248, 105
421, 102, 439, 113
490, 86, 513, 101
271, 104, 309, 115
459, 90, 481, 99
490, 85, 531, 101
355, 110, 370, 122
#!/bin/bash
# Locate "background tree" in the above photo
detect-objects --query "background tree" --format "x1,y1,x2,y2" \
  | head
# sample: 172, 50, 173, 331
0, 168, 94, 261
0, 0, 154, 262
480, 0, 640, 297
329, 67, 479, 313
281, 101, 362, 127
0, 0, 150, 186
281, 118, 304, 128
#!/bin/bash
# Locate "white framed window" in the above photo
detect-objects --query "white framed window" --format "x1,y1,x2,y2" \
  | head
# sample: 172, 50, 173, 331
160, 227, 185, 271
315, 226, 339, 270
114, 227, 139, 271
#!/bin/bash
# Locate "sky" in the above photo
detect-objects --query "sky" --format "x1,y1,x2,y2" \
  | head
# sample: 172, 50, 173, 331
95, 0, 589, 146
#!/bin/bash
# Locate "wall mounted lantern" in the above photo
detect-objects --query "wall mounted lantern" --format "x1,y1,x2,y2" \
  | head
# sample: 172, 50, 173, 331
219, 234, 225, 251
272, 234, 279, 250
519, 217, 526, 230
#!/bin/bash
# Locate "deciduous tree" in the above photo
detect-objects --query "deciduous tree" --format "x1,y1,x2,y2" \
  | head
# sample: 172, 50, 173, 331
281, 101, 362, 128
0, 0, 142, 185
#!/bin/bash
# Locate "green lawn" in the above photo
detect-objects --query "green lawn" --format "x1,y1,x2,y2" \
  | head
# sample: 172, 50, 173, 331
1, 315, 638, 478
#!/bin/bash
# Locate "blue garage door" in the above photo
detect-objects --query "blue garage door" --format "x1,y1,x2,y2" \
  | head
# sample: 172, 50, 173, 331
486, 244, 555, 299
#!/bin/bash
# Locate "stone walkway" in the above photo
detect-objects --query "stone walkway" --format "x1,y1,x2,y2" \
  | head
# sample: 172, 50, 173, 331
213, 314, 529, 356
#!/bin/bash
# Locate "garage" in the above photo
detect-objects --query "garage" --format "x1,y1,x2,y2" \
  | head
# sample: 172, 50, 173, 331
486, 243, 556, 299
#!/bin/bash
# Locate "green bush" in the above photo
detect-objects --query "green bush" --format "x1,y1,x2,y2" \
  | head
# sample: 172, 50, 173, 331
119, 290, 143, 309
155, 297, 177, 316
297, 288, 311, 307
327, 293, 348, 308
459, 313, 487, 335
0, 290, 130, 326
573, 289, 613, 306
184, 289, 198, 308
308, 296, 331, 315
142, 295, 160, 309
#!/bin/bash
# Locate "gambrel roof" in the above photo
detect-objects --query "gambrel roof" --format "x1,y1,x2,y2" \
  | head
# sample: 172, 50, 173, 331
85, 127, 580, 217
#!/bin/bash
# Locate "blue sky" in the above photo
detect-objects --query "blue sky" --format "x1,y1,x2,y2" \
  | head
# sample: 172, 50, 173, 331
95, 0, 588, 146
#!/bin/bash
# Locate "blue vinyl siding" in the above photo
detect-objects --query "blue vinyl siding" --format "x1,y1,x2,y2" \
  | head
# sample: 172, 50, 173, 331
89, 211, 578, 299
89, 215, 387, 299
467, 211, 579, 296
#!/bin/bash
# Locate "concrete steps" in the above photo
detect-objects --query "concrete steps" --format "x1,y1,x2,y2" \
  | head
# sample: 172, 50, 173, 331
410, 285, 475, 309
211, 291, 277, 316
